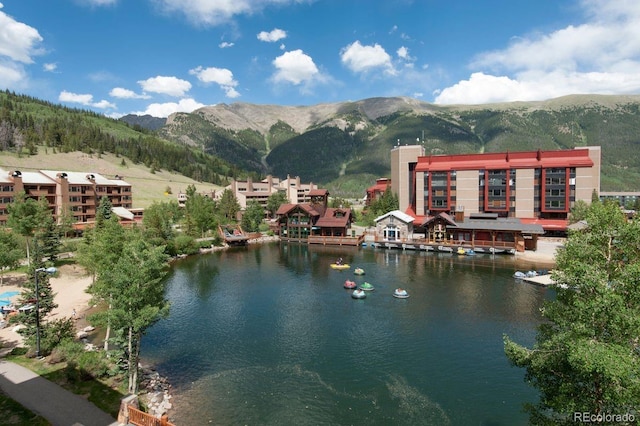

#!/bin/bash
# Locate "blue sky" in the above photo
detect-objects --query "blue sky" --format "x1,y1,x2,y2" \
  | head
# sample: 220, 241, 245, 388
2, 0, 640, 118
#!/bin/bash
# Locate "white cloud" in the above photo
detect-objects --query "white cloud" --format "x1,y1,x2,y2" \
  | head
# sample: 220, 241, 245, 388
132, 98, 205, 118
397, 46, 415, 62
43, 63, 57, 72
436, 0, 640, 104
219, 41, 234, 48
340, 41, 396, 75
257, 28, 287, 42
0, 60, 26, 88
110, 87, 151, 99
59, 90, 116, 109
0, 4, 43, 63
189, 66, 240, 98
79, 0, 118, 5
155, 0, 302, 26
272, 49, 320, 85
138, 75, 192, 97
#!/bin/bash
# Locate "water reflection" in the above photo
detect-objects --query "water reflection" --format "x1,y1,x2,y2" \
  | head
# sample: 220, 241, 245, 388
142, 243, 552, 425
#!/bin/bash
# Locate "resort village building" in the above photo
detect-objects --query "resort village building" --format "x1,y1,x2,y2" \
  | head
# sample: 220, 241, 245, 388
369, 145, 601, 253
391, 145, 601, 233
275, 189, 362, 246
365, 178, 391, 206
223, 174, 318, 213
0, 168, 135, 229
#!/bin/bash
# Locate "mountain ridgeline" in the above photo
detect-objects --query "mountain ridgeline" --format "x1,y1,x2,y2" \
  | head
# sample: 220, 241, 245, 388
155, 95, 640, 196
2, 90, 640, 197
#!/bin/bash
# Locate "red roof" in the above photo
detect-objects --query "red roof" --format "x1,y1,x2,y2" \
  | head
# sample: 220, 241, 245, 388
520, 217, 569, 231
314, 208, 352, 228
415, 148, 593, 172
309, 189, 329, 196
366, 178, 391, 194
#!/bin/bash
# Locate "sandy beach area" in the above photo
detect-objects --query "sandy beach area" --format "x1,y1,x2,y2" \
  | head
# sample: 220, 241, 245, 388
0, 264, 93, 354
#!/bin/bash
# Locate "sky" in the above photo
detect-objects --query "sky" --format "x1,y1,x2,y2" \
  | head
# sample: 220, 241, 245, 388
2, 0, 640, 118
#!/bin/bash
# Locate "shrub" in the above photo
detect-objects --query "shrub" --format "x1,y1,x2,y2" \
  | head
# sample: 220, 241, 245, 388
76, 351, 110, 380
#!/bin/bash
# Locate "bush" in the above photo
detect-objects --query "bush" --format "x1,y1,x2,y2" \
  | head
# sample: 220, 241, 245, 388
76, 351, 110, 380
48, 339, 85, 364
39, 319, 75, 356
169, 234, 199, 256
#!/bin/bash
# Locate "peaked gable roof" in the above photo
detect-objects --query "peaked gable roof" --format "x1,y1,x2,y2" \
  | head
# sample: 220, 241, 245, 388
276, 203, 321, 217
374, 209, 416, 224
420, 212, 457, 227
315, 208, 352, 228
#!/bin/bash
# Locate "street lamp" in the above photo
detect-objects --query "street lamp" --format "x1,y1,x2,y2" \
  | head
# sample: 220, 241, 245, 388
34, 266, 57, 358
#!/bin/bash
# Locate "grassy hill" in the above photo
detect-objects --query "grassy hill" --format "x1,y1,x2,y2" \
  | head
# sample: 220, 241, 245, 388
0, 150, 222, 208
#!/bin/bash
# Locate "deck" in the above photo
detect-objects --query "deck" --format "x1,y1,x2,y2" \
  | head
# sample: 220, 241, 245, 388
370, 238, 517, 254
219, 225, 249, 245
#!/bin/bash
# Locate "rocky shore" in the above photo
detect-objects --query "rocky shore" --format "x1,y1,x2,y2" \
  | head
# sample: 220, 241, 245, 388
139, 366, 173, 419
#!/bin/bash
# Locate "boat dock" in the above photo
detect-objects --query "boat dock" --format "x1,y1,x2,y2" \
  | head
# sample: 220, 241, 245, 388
521, 274, 556, 286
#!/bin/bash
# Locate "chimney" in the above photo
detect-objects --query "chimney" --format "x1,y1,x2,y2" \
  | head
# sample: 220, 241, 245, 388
455, 205, 464, 223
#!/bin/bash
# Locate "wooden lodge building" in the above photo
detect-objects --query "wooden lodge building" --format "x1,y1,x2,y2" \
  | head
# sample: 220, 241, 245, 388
372, 209, 545, 253
275, 189, 363, 246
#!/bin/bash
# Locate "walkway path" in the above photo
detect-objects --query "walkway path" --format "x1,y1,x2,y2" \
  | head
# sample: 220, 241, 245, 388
0, 360, 121, 426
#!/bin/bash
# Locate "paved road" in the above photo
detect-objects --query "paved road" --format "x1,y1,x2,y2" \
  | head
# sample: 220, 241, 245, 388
0, 360, 121, 426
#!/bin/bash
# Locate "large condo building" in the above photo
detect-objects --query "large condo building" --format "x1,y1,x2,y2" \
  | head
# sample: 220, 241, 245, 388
0, 168, 133, 228
391, 145, 601, 232
226, 174, 318, 211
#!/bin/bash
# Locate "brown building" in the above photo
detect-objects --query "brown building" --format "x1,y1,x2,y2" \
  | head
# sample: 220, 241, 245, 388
0, 168, 133, 229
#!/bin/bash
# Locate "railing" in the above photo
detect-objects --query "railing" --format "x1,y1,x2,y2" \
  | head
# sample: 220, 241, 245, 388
308, 235, 364, 246
128, 406, 175, 426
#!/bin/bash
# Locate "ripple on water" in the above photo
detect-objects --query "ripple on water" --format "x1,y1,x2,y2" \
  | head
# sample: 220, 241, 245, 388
170, 365, 449, 426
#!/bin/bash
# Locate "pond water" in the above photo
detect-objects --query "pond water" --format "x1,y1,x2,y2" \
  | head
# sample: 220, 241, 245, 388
141, 243, 554, 425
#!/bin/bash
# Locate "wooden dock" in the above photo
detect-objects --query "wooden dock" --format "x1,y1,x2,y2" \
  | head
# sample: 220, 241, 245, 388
219, 225, 249, 245
521, 274, 556, 286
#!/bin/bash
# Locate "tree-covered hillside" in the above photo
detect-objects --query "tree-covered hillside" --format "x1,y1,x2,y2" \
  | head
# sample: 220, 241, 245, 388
0, 91, 244, 184
3, 91, 640, 198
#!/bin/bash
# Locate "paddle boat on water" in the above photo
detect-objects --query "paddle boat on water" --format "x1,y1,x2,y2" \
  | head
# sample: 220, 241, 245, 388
330, 264, 350, 270
393, 288, 410, 299
351, 289, 366, 299
344, 280, 357, 289
457, 247, 466, 255
330, 258, 350, 270
354, 267, 365, 275
360, 282, 375, 291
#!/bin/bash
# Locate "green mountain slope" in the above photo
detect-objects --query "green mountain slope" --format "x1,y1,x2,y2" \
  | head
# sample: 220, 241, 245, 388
155, 95, 640, 196
0, 91, 241, 185
3, 91, 640, 199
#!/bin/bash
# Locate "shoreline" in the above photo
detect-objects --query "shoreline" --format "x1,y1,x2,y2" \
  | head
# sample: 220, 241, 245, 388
0, 235, 562, 421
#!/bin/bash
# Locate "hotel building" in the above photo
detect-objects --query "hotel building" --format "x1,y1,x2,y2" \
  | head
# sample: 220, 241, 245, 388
391, 145, 601, 232
0, 168, 133, 228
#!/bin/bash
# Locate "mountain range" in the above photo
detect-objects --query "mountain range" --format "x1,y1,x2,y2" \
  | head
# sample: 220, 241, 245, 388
121, 94, 640, 196
2, 90, 639, 199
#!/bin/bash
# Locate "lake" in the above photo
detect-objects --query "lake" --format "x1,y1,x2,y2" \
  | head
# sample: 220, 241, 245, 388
141, 242, 554, 425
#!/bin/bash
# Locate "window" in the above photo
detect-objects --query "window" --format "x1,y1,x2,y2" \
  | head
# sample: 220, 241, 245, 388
432, 199, 448, 208
1, 185, 12, 192
546, 188, 565, 197
545, 177, 565, 185
492, 189, 505, 197
545, 200, 565, 209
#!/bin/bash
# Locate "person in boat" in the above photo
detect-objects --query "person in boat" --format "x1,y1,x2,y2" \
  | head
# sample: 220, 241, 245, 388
336, 257, 343, 265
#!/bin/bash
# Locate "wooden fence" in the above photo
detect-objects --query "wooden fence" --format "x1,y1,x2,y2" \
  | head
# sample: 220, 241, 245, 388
128, 406, 175, 426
